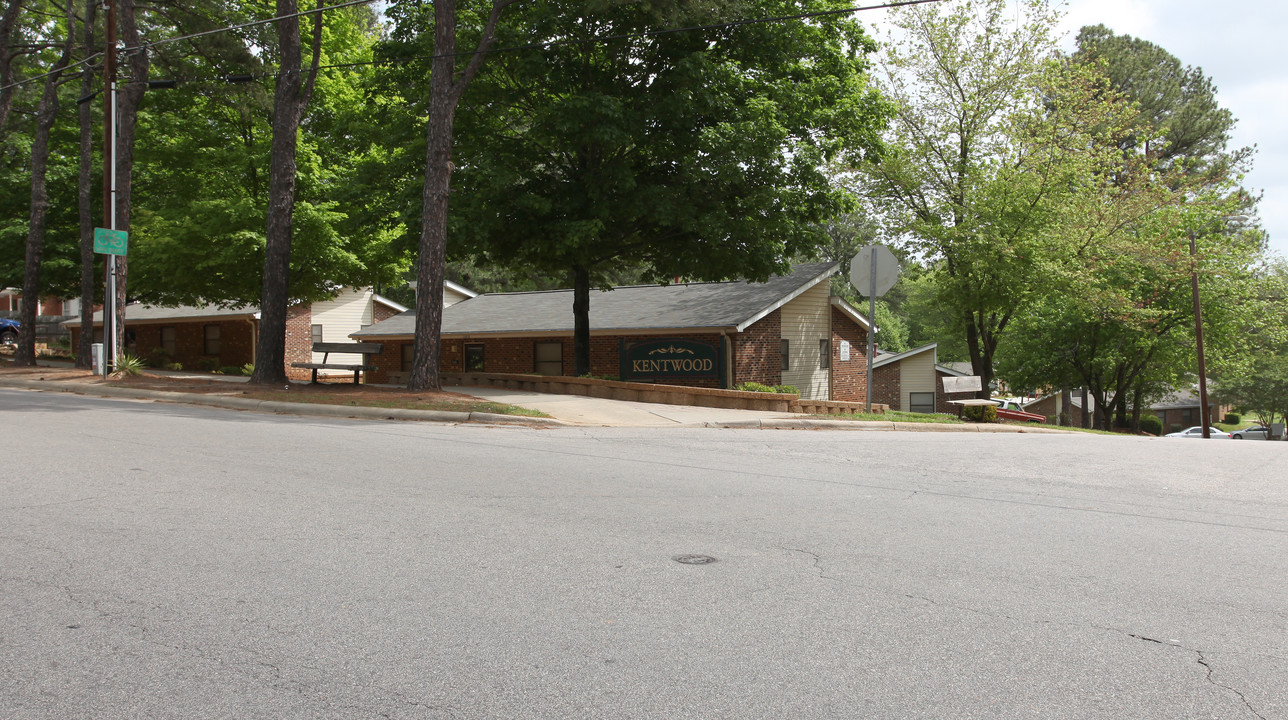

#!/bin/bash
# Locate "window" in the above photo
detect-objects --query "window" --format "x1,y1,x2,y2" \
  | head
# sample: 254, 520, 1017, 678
203, 324, 221, 355
781, 339, 790, 371
534, 341, 563, 376
1181, 408, 1195, 426
311, 324, 323, 344
909, 392, 935, 414
465, 343, 485, 372
400, 343, 414, 372
819, 339, 830, 369
160, 326, 176, 355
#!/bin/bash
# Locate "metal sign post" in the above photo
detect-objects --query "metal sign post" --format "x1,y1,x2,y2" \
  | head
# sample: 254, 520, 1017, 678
849, 246, 900, 413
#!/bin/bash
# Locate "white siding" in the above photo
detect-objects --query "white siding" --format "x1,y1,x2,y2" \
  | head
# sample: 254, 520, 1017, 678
311, 288, 374, 369
779, 283, 830, 400
899, 351, 936, 410
443, 286, 470, 307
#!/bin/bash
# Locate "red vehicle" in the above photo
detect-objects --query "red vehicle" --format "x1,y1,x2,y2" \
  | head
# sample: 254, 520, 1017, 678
991, 399, 1046, 423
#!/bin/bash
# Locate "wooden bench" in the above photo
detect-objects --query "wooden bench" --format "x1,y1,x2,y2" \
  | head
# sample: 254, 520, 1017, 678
291, 342, 383, 384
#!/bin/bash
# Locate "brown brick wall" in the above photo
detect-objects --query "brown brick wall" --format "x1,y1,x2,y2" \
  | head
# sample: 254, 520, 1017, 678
372, 304, 399, 323
283, 304, 314, 381
870, 364, 900, 408
830, 307, 869, 403
733, 311, 781, 387
367, 333, 725, 389
121, 318, 255, 370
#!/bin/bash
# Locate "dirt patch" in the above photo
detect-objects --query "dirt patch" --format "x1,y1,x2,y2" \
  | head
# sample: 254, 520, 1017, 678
0, 363, 545, 416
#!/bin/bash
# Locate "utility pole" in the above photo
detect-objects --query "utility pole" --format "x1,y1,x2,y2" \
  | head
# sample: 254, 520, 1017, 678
1190, 230, 1211, 439
101, 0, 116, 376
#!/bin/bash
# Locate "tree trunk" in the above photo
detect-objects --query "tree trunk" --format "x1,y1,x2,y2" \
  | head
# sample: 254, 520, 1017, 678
1080, 387, 1091, 429
15, 0, 74, 366
406, 0, 515, 391
250, 0, 322, 386
0, 0, 23, 133
75, 0, 96, 369
1059, 386, 1072, 426
573, 265, 590, 376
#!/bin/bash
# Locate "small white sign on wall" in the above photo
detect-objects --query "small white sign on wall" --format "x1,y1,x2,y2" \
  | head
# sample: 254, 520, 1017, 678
840, 340, 851, 362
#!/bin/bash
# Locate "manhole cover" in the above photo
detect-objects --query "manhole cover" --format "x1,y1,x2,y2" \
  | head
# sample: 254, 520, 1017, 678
673, 554, 718, 565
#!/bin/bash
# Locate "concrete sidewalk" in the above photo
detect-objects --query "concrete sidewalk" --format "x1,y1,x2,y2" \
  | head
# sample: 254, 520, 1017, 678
0, 363, 1070, 432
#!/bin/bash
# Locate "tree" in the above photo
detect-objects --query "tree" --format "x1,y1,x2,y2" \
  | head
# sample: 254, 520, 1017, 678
451, 0, 888, 375
1074, 24, 1238, 177
389, 0, 519, 391
859, 0, 1072, 398
250, 0, 324, 385
15, 0, 75, 366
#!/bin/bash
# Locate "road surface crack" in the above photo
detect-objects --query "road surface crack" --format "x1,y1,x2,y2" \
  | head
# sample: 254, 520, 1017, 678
778, 546, 837, 581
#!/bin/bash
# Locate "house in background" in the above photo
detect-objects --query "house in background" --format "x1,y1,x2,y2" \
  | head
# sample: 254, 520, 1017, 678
1, 288, 81, 344
1023, 392, 1095, 427
64, 284, 472, 380
352, 263, 876, 401
869, 343, 977, 413
1149, 386, 1232, 432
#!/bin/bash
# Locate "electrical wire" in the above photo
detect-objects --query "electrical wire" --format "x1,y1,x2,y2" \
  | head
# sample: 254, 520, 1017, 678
123, 0, 378, 53
0, 52, 102, 92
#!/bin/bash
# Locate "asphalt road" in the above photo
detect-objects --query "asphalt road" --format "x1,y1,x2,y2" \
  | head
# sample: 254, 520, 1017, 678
2, 388, 1285, 719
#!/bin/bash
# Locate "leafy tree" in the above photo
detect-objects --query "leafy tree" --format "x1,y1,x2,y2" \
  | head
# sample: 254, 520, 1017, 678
859, 0, 1075, 398
1073, 24, 1240, 178
451, 0, 889, 374
14, 0, 75, 365
249, 0, 325, 385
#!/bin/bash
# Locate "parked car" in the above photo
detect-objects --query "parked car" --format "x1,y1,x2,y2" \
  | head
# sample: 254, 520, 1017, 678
991, 398, 1046, 423
1230, 425, 1270, 440
1164, 426, 1231, 439
0, 317, 18, 346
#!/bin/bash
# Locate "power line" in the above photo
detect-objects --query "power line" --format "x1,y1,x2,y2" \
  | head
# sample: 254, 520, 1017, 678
0, 52, 102, 92
124, 0, 377, 53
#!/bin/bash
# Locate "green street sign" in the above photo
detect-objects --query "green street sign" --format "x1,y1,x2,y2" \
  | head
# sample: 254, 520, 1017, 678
93, 228, 128, 256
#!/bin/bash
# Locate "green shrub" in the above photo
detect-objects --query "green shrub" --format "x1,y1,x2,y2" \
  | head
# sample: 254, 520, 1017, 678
113, 352, 146, 376
1169, 423, 1184, 434
195, 357, 220, 372
166, 362, 183, 371
962, 404, 998, 423
773, 385, 799, 395
241, 363, 254, 376
735, 382, 775, 393
146, 347, 173, 368
1223, 412, 1240, 425
220, 366, 247, 376
1139, 415, 1163, 436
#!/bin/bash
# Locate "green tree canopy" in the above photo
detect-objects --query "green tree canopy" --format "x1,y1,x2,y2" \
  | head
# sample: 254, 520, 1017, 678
445, 0, 890, 373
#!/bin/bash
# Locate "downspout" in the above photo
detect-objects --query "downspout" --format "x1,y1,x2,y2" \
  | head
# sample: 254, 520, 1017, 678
248, 317, 257, 370
720, 330, 733, 389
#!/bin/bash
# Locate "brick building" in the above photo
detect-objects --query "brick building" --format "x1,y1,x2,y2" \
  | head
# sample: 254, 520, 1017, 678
64, 285, 471, 380
353, 263, 874, 402
869, 343, 976, 414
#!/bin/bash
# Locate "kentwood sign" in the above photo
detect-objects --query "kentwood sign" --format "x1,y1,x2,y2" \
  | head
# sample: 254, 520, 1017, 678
620, 338, 724, 384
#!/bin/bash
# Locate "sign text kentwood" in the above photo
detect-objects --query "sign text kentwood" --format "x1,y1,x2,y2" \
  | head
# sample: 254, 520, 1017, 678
620, 338, 724, 385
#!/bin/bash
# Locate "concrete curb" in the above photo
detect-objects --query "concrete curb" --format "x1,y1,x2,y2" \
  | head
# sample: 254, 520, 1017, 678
1, 375, 1079, 433
0, 377, 568, 427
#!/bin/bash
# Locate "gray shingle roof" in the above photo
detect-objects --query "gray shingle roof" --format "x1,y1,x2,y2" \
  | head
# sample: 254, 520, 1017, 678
354, 262, 838, 339
63, 303, 259, 327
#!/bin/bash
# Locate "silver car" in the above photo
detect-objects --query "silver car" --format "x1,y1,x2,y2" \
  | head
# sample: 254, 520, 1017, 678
1164, 426, 1231, 439
1230, 425, 1270, 440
